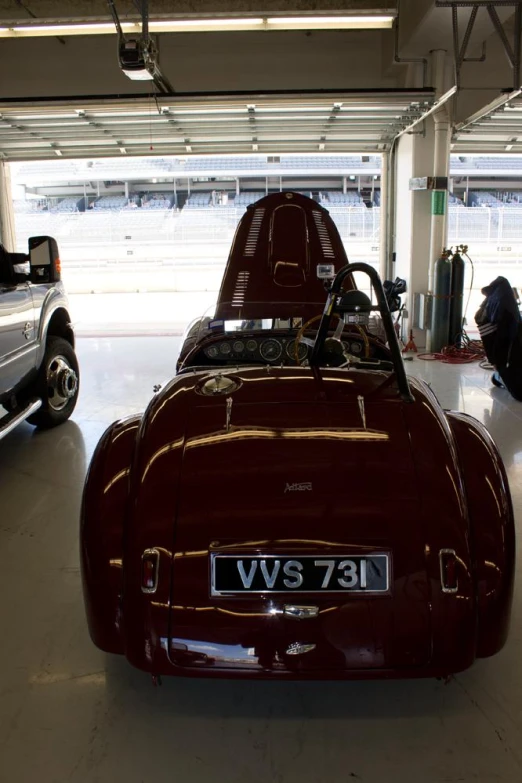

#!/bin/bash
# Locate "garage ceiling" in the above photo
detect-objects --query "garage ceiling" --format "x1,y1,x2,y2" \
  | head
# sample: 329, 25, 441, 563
0, 89, 437, 161
453, 90, 522, 154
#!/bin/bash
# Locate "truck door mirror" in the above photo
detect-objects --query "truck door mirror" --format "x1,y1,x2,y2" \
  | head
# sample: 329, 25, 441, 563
29, 236, 61, 283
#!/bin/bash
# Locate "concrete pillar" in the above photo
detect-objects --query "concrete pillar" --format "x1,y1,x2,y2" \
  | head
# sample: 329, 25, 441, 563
393, 119, 437, 348
392, 52, 451, 350
0, 161, 16, 251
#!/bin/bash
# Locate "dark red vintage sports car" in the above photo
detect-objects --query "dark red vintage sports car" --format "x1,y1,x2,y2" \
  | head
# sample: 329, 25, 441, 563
81, 192, 515, 680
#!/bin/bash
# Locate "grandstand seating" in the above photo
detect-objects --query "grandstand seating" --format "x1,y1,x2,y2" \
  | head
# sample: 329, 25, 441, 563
467, 157, 522, 170
320, 191, 365, 206
470, 192, 502, 207
448, 193, 464, 206
51, 197, 81, 213
15, 154, 383, 183
500, 191, 522, 205
92, 196, 129, 211
15, 155, 522, 192
141, 193, 174, 209
233, 191, 265, 206
184, 193, 212, 208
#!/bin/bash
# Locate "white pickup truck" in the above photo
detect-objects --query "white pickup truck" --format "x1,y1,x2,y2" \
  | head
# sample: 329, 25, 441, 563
0, 235, 79, 440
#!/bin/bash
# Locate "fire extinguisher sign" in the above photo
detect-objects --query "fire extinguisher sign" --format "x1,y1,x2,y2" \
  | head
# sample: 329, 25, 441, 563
431, 191, 447, 215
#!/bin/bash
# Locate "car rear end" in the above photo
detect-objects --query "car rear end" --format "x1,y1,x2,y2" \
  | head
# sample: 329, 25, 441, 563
119, 369, 477, 679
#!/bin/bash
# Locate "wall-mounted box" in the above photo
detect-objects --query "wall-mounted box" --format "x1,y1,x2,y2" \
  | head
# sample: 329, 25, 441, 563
409, 177, 448, 191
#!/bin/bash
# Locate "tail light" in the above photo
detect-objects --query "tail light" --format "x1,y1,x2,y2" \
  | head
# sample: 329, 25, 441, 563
141, 548, 160, 593
439, 549, 458, 594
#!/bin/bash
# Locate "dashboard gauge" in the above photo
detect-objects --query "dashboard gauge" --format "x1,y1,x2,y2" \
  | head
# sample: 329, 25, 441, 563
206, 345, 219, 359
350, 341, 363, 355
246, 339, 257, 353
286, 339, 308, 362
233, 340, 245, 354
259, 338, 282, 362
219, 342, 232, 355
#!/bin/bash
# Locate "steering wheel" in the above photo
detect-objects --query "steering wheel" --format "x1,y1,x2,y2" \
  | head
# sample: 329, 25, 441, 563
294, 314, 371, 364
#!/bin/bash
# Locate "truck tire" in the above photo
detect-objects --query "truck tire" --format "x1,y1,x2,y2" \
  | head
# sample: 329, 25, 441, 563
27, 336, 80, 428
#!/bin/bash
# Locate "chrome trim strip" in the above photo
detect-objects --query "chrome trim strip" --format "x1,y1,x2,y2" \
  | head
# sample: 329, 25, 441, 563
210, 552, 390, 597
439, 548, 459, 594
284, 605, 319, 619
141, 548, 160, 594
0, 399, 42, 441
0, 342, 37, 368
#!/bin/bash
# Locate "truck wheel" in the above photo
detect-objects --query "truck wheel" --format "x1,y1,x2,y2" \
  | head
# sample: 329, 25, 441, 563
27, 336, 80, 428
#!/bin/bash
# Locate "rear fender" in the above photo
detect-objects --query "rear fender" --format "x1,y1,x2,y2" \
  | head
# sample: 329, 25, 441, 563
122, 376, 195, 673
80, 415, 141, 653
403, 382, 476, 671
447, 412, 515, 657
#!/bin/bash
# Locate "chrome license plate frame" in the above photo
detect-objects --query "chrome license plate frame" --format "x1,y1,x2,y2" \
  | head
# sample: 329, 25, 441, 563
210, 553, 390, 597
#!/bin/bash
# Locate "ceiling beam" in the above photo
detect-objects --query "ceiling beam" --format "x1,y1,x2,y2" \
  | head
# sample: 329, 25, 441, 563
0, 1, 398, 20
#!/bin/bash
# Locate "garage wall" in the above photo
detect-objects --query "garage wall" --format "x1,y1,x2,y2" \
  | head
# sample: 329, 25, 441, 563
0, 30, 402, 99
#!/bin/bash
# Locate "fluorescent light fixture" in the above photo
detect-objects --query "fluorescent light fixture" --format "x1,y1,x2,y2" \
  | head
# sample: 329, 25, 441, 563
55, 149, 63, 156
0, 14, 394, 38
149, 18, 264, 33
0, 22, 139, 37
265, 15, 394, 30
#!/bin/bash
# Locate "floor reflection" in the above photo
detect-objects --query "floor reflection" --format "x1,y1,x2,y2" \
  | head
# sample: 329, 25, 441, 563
0, 341, 521, 783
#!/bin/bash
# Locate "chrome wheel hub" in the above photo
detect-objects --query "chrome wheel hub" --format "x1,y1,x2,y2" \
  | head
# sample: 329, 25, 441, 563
46, 355, 78, 411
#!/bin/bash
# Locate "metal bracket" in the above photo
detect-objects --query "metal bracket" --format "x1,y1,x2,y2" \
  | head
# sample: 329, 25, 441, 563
437, 1, 522, 90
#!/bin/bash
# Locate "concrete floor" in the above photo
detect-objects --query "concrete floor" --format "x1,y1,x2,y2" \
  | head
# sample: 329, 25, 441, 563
1, 339, 521, 783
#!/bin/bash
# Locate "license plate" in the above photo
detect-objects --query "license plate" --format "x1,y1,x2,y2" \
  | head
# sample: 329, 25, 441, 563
210, 554, 389, 596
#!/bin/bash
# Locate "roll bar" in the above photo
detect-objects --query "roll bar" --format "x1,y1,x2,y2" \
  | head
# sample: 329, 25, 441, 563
310, 262, 413, 402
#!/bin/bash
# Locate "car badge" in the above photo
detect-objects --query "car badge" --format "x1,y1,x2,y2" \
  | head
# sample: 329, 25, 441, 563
197, 374, 241, 396
286, 642, 316, 656
284, 482, 312, 493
